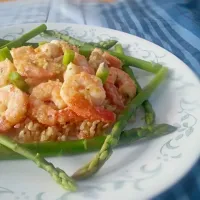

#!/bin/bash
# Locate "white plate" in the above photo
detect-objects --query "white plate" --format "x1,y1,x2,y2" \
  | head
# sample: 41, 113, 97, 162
0, 23, 200, 200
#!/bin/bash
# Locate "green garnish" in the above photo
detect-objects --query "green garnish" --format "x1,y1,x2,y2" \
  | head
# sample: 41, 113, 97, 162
8, 72, 29, 92
0, 47, 12, 61
62, 49, 75, 66
96, 62, 109, 84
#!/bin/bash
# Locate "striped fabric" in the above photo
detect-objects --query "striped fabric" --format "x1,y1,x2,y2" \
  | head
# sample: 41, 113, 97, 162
0, 0, 200, 199
99, 0, 200, 76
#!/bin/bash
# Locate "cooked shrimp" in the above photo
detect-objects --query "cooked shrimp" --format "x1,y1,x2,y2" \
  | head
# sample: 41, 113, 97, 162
0, 85, 28, 132
73, 53, 87, 67
25, 78, 48, 88
51, 40, 79, 53
29, 81, 83, 126
31, 81, 66, 109
104, 82, 124, 110
89, 48, 106, 70
73, 53, 95, 74
61, 72, 115, 122
0, 59, 15, 87
88, 48, 122, 70
11, 46, 65, 79
107, 67, 136, 98
63, 62, 94, 81
36, 42, 63, 58
103, 52, 122, 69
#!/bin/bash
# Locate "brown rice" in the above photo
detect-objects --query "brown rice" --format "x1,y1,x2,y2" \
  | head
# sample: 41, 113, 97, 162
14, 119, 110, 143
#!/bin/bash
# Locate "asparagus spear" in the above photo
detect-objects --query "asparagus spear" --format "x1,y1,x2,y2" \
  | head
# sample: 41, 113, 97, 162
8, 71, 29, 93
0, 39, 11, 47
72, 67, 168, 180
0, 38, 38, 48
79, 46, 162, 73
125, 67, 156, 124
42, 30, 117, 50
62, 49, 75, 66
0, 124, 176, 160
0, 135, 76, 191
1, 24, 47, 49
115, 44, 155, 125
0, 47, 12, 61
96, 62, 109, 84
89, 40, 118, 49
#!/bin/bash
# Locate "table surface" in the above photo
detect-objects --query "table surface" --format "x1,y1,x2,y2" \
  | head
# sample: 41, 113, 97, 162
0, 0, 200, 199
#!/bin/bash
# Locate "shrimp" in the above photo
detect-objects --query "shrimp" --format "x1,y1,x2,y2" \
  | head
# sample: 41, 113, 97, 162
36, 40, 79, 58
89, 48, 106, 70
103, 52, 122, 69
0, 85, 28, 132
104, 82, 124, 110
51, 40, 79, 53
61, 72, 115, 122
0, 59, 15, 87
107, 67, 136, 98
25, 78, 48, 88
29, 81, 83, 126
73, 53, 87, 67
63, 62, 94, 81
30, 81, 66, 109
88, 48, 122, 70
73, 53, 95, 74
11, 46, 65, 79
36, 42, 63, 58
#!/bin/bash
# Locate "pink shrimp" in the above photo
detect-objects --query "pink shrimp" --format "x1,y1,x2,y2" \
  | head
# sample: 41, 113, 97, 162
11, 46, 65, 79
88, 48, 106, 70
73, 53, 95, 74
104, 82, 125, 110
107, 67, 136, 98
0, 85, 28, 132
61, 72, 115, 122
29, 81, 83, 126
102, 52, 122, 69
104, 67, 136, 108
88, 48, 122, 70
63, 62, 94, 81
0, 59, 15, 87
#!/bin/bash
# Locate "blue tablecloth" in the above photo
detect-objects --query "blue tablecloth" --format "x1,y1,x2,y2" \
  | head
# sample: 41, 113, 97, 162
0, 0, 200, 199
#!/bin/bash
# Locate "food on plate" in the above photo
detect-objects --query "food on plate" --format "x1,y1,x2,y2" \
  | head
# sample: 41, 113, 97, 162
0, 24, 176, 191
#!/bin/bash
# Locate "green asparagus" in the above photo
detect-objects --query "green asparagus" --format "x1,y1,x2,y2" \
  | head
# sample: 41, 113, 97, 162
126, 66, 156, 124
0, 135, 76, 191
0, 38, 38, 48
88, 40, 118, 49
79, 45, 162, 73
63, 49, 75, 66
0, 47, 12, 61
42, 30, 117, 49
114, 44, 156, 125
72, 67, 168, 180
96, 62, 109, 84
0, 124, 176, 160
0, 39, 11, 47
1, 24, 47, 49
8, 71, 29, 92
